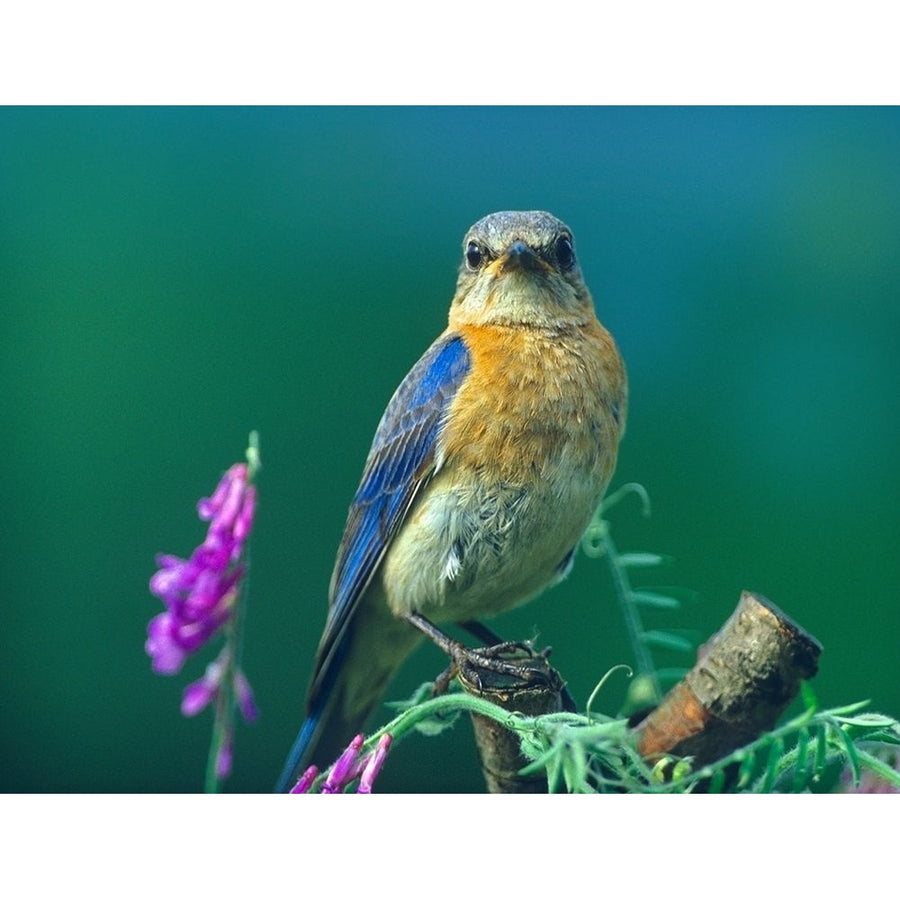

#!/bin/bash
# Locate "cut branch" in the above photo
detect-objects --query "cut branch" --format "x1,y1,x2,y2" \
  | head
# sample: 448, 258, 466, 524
450, 591, 822, 792
634, 590, 823, 767
455, 645, 570, 793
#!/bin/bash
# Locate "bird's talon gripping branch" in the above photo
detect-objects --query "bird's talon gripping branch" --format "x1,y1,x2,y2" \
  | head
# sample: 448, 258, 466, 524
478, 639, 537, 659
408, 611, 552, 692
455, 644, 557, 691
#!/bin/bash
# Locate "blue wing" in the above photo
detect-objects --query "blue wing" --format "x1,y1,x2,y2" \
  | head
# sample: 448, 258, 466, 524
307, 331, 471, 707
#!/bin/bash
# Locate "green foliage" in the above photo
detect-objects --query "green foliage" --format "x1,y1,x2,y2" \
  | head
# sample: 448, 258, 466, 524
369, 485, 900, 792
582, 483, 700, 714
375, 681, 900, 793
665, 694, 900, 794
384, 682, 461, 738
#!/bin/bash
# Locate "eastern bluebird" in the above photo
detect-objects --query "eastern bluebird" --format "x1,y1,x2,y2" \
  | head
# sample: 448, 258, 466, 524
277, 210, 627, 790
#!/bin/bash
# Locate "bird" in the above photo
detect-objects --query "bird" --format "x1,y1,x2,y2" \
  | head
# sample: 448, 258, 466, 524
277, 210, 627, 791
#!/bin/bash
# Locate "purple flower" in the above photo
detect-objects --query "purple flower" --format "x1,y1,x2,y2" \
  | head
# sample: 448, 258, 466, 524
321, 734, 366, 793
290, 766, 320, 794
293, 733, 393, 794
179, 655, 258, 723
146, 463, 256, 675
147, 440, 261, 790
233, 669, 259, 723
357, 734, 393, 794
181, 660, 223, 716
215, 731, 234, 780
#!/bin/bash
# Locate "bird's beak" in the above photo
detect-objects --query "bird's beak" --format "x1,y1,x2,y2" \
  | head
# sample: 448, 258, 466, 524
499, 240, 546, 274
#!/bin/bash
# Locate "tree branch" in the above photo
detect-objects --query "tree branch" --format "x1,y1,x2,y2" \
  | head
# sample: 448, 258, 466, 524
454, 591, 822, 792
455, 645, 570, 793
633, 591, 823, 768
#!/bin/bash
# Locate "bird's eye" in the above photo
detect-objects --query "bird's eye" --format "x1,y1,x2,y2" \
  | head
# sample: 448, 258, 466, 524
465, 241, 484, 271
556, 235, 575, 271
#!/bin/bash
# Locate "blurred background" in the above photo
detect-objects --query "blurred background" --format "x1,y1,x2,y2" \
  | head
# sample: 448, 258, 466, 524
2, 106, 898, 792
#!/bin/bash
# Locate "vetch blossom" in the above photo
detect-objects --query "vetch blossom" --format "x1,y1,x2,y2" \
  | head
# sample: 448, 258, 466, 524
290, 732, 393, 794
321, 734, 366, 793
146, 462, 256, 675
215, 729, 234, 780
291, 765, 320, 794
180, 653, 258, 723
146, 434, 260, 789
233, 668, 260, 723
357, 734, 393, 793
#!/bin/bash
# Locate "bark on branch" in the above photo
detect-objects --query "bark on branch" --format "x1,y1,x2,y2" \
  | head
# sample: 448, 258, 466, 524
634, 590, 822, 766
456, 646, 569, 793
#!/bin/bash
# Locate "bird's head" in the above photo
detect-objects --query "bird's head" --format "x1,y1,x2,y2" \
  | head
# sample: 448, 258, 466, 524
450, 210, 595, 330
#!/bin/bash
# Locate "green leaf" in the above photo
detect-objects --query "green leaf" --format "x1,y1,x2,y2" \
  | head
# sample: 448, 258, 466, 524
707, 768, 726, 793
759, 737, 785, 793
822, 699, 871, 717
518, 739, 557, 777
631, 590, 681, 610
617, 552, 671, 568
813, 726, 829, 781
385, 681, 437, 711
670, 757, 693, 782
831, 712, 898, 729
736, 749, 758, 790
792, 728, 811, 793
800, 680, 818, 712
645, 585, 700, 603
564, 742, 590, 793
654, 667, 690, 685
640, 630, 695, 653
544, 746, 565, 794
412, 709, 460, 737
650, 758, 672, 784
832, 724, 862, 787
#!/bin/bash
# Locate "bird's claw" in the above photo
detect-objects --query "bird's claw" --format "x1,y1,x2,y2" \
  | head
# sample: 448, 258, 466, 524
450, 641, 556, 692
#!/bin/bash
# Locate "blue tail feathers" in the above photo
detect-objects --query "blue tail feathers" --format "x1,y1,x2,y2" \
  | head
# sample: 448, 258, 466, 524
275, 713, 320, 792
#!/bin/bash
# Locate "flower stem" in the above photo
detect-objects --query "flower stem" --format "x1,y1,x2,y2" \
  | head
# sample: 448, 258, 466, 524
205, 638, 234, 793
203, 433, 260, 792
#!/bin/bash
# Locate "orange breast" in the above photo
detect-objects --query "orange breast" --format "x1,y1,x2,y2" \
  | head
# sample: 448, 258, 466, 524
380, 316, 627, 622
442, 320, 626, 486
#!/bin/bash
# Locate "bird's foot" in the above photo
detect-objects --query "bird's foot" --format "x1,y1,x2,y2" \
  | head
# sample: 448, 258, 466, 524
403, 611, 558, 697
430, 639, 555, 696
450, 641, 556, 693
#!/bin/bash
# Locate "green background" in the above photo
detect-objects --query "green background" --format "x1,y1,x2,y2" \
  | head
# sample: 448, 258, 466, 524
3, 107, 898, 792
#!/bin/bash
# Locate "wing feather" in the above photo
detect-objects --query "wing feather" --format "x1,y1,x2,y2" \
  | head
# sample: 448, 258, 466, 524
307, 332, 470, 705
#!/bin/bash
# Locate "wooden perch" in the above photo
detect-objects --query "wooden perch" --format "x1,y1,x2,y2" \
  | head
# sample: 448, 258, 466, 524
454, 590, 822, 792
634, 591, 822, 767
455, 645, 570, 793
